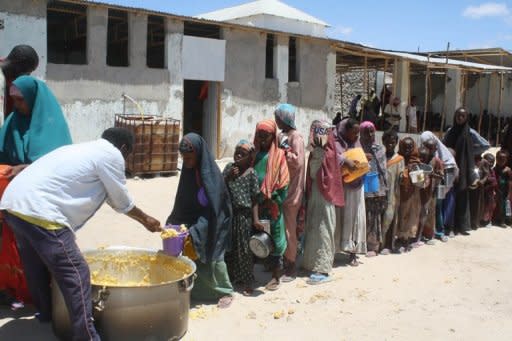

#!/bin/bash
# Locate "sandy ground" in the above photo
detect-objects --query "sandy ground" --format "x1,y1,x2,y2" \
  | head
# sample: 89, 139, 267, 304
1, 169, 512, 340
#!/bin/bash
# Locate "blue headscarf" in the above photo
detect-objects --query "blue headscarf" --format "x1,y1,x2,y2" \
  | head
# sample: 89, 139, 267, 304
0, 75, 72, 165
274, 103, 296, 129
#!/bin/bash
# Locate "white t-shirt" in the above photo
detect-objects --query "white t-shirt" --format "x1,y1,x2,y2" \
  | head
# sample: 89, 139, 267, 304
407, 105, 417, 128
0, 139, 134, 231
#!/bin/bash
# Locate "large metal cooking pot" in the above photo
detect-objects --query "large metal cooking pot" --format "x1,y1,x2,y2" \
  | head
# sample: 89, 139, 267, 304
52, 246, 196, 341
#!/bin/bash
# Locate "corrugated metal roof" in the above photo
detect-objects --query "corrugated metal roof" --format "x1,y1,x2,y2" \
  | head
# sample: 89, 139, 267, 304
56, 1, 512, 72
196, 0, 329, 26
376, 50, 512, 71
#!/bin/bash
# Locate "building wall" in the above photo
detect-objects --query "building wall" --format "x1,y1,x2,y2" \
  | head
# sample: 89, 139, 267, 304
219, 27, 334, 157
44, 6, 176, 142
2, 1, 336, 158
0, 0, 47, 79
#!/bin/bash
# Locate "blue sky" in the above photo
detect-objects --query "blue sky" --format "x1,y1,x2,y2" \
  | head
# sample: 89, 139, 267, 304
105, 0, 512, 51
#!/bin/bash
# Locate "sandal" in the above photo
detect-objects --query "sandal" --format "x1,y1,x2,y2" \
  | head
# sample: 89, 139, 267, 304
280, 274, 296, 283
366, 251, 378, 258
306, 274, 332, 285
265, 278, 280, 291
411, 241, 424, 248
242, 288, 254, 297
380, 248, 391, 255
348, 254, 359, 266
217, 295, 234, 309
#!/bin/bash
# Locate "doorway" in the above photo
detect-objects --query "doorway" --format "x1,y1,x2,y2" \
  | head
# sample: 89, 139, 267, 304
183, 80, 220, 157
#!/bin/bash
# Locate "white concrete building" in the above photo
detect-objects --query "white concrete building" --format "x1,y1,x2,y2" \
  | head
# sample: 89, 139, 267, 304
0, 0, 336, 158
1, 0, 511, 157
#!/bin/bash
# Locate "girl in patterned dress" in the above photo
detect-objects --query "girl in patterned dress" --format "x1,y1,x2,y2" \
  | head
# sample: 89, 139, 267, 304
223, 140, 264, 295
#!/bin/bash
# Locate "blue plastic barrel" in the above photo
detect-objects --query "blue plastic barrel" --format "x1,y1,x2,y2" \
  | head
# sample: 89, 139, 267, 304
364, 172, 380, 193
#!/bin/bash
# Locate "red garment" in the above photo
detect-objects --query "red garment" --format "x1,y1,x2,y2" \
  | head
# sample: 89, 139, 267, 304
254, 120, 290, 199
306, 132, 345, 208
0, 178, 31, 303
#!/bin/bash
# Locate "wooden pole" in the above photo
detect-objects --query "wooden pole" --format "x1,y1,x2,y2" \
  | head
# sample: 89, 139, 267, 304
477, 74, 484, 133
340, 70, 343, 115
383, 58, 388, 112
497, 72, 504, 146
392, 58, 398, 96
422, 58, 430, 131
441, 70, 449, 132
488, 73, 496, 142
440, 42, 450, 132
361, 55, 368, 123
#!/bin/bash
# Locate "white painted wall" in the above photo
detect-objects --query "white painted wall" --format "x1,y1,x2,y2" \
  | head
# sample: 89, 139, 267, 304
0, 12, 47, 79
218, 90, 330, 158
182, 36, 226, 82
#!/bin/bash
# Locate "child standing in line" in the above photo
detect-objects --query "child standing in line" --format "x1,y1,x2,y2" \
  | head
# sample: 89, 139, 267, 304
381, 130, 404, 254
253, 120, 289, 291
397, 137, 421, 252
223, 140, 264, 296
418, 145, 444, 245
480, 153, 497, 227
493, 149, 512, 227
274, 104, 305, 282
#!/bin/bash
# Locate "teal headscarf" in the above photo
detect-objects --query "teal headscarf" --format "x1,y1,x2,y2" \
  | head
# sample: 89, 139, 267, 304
0, 75, 72, 165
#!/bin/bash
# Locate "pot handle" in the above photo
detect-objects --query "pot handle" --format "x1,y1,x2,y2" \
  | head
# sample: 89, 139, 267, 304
179, 274, 197, 292
93, 286, 110, 312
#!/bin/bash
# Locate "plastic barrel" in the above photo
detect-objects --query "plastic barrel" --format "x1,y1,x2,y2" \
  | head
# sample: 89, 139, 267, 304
363, 172, 379, 193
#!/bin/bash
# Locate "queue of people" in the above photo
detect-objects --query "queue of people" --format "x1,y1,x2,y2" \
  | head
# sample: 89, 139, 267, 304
175, 104, 512, 302
0, 45, 511, 341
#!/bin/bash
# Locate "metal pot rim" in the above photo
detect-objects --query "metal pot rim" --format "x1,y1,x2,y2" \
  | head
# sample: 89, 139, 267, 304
84, 245, 196, 288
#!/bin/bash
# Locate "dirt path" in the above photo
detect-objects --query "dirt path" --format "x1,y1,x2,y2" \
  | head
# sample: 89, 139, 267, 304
1, 175, 512, 340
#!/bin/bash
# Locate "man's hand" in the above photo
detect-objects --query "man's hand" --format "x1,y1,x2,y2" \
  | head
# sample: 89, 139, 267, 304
2, 165, 28, 179
142, 215, 162, 232
126, 206, 163, 232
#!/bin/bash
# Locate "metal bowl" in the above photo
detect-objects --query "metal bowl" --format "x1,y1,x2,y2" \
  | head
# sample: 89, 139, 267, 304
249, 232, 274, 258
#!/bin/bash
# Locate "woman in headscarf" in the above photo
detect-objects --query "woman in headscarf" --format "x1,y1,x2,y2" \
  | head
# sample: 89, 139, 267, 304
274, 103, 305, 282
443, 108, 478, 236
381, 129, 404, 254
223, 140, 262, 296
253, 119, 289, 291
360, 121, 388, 256
0, 75, 72, 308
167, 133, 234, 308
334, 117, 366, 266
420, 131, 456, 242
302, 120, 344, 284
397, 137, 421, 252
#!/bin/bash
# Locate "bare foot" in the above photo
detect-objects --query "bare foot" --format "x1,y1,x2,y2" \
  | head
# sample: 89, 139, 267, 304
217, 295, 234, 309
265, 278, 280, 291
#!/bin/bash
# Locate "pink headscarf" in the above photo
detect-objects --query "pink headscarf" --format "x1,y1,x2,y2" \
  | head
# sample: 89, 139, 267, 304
360, 121, 375, 131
